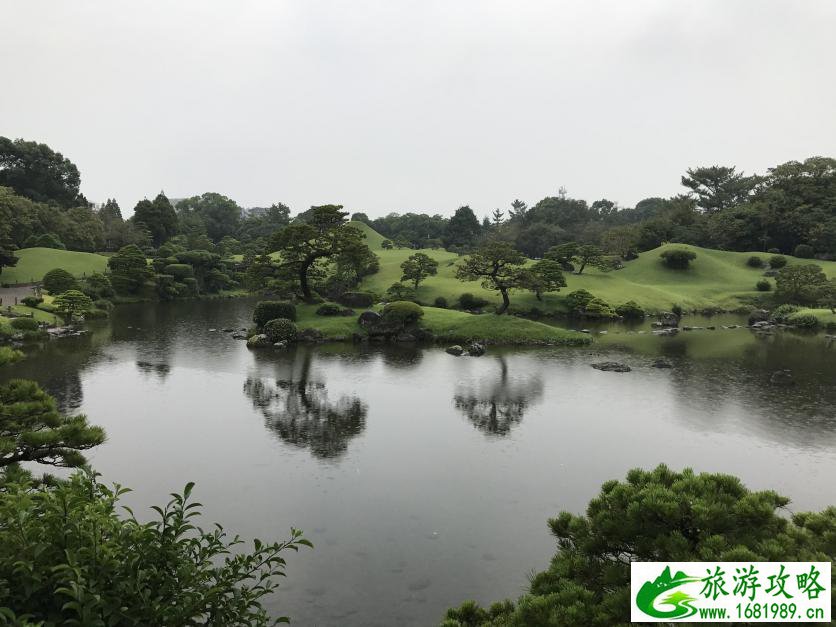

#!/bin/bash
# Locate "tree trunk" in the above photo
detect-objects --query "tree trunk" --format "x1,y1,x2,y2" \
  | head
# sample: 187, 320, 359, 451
497, 288, 510, 314
577, 261, 587, 274
299, 257, 313, 301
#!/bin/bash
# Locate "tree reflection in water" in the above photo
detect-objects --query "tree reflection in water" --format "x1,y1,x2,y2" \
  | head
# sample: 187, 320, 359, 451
453, 356, 544, 436
243, 352, 367, 459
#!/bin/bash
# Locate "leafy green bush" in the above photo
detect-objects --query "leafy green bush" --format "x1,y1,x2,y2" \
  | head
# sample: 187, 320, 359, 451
162, 263, 194, 280
385, 282, 416, 302
23, 232, 65, 250
316, 303, 342, 316
458, 293, 489, 310
382, 301, 424, 327
0, 346, 24, 367
583, 297, 617, 319
10, 317, 38, 331
340, 291, 375, 308
770, 304, 799, 323
756, 279, 771, 291
0, 470, 310, 626
671, 303, 684, 318
794, 243, 814, 258
20, 296, 43, 308
788, 313, 819, 329
42, 268, 78, 295
615, 301, 645, 319
565, 289, 594, 314
746, 255, 764, 268
769, 254, 787, 269
263, 318, 298, 343
434, 296, 448, 308
659, 248, 697, 269
253, 301, 297, 327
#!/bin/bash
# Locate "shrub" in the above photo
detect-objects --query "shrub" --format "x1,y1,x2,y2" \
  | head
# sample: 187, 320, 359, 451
659, 248, 697, 269
24, 232, 65, 249
565, 289, 594, 314
381, 239, 394, 250
10, 317, 39, 331
458, 293, 489, 310
434, 296, 448, 308
755, 279, 771, 291
615, 301, 645, 319
583, 297, 617, 319
385, 282, 416, 302
789, 313, 819, 329
162, 263, 194, 280
0, 470, 310, 626
382, 301, 424, 327
746, 255, 764, 268
42, 268, 78, 294
263, 318, 298, 343
253, 301, 296, 327
671, 303, 684, 318
20, 296, 43, 308
770, 304, 799, 323
769, 254, 787, 269
316, 303, 342, 316
794, 243, 814, 258
340, 291, 375, 308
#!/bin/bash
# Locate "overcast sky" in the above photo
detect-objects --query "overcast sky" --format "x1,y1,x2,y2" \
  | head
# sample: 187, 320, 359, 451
1, 1, 835, 218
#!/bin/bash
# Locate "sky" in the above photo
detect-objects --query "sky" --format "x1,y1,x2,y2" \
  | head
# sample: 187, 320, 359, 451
1, 0, 835, 219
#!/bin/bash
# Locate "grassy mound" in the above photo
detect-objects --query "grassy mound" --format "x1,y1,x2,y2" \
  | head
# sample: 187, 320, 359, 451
3, 248, 109, 284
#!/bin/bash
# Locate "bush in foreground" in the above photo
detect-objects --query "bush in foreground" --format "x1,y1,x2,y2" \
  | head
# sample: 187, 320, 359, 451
442, 465, 836, 626
42, 268, 78, 295
253, 301, 296, 327
0, 471, 311, 626
382, 301, 424, 328
263, 318, 298, 343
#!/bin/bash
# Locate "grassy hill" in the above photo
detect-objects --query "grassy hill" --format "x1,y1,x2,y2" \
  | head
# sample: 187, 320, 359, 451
2, 248, 109, 285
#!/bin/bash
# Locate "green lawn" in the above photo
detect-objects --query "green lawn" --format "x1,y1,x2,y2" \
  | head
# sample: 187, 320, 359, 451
788, 308, 836, 328
3, 248, 109, 284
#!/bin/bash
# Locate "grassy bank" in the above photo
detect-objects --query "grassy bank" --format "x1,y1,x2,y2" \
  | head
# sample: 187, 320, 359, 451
3, 248, 109, 284
293, 303, 591, 345
788, 308, 836, 329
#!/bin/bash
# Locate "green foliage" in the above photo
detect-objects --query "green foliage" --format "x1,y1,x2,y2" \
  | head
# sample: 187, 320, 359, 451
788, 313, 819, 328
52, 290, 94, 322
131, 192, 178, 247
20, 296, 42, 308
756, 279, 771, 291
0, 471, 311, 625
794, 243, 814, 258
445, 206, 481, 248
385, 282, 416, 301
10, 317, 38, 331
458, 293, 489, 310
544, 242, 579, 270
681, 165, 760, 213
0, 347, 24, 367
456, 240, 527, 314
572, 244, 608, 274
315, 303, 342, 316
434, 296, 448, 308
253, 301, 297, 327
0, 136, 82, 207
24, 232, 65, 249
381, 239, 394, 250
81, 271, 114, 300
381, 301, 424, 327
41, 267, 78, 294
162, 263, 194, 280
775, 264, 827, 304
400, 252, 439, 289
443, 465, 836, 626
176, 192, 241, 243
263, 318, 298, 343
671, 303, 684, 318
659, 248, 697, 269
340, 291, 375, 308
108, 244, 150, 294
614, 300, 645, 319
583, 297, 616, 319
770, 304, 799, 322
0, 379, 105, 468
746, 255, 764, 268
520, 259, 566, 300
565, 289, 594, 314
769, 254, 787, 269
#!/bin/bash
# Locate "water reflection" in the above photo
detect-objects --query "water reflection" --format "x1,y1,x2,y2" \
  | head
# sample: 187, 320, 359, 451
453, 357, 544, 436
243, 351, 368, 459
136, 360, 171, 380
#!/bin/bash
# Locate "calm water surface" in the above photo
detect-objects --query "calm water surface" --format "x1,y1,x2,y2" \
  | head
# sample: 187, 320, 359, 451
4, 299, 836, 626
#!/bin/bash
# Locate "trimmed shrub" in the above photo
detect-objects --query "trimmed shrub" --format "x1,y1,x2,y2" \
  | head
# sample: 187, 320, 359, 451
789, 313, 819, 329
458, 293, 489, 310
756, 279, 772, 292
660, 248, 697, 269
434, 296, 448, 309
10, 317, 39, 331
20, 296, 43, 308
382, 301, 424, 327
316, 303, 342, 316
42, 268, 78, 295
615, 301, 645, 319
253, 301, 296, 327
794, 244, 814, 258
746, 256, 764, 268
770, 304, 799, 323
340, 291, 375, 308
565, 289, 594, 314
263, 318, 298, 343
583, 297, 617, 319
162, 264, 194, 280
769, 255, 787, 269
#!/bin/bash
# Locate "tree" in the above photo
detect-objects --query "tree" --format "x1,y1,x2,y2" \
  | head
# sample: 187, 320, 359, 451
660, 248, 697, 269
445, 206, 481, 248
0, 379, 104, 468
52, 290, 94, 322
681, 165, 760, 213
381, 239, 394, 250
0, 240, 17, 277
815, 279, 836, 312
520, 259, 566, 301
270, 205, 371, 301
455, 240, 527, 314
177, 192, 241, 243
443, 465, 836, 626
42, 267, 78, 294
509, 199, 528, 220
490, 208, 505, 226
601, 225, 640, 258
108, 244, 150, 294
238, 203, 291, 244
776, 264, 827, 304
400, 252, 439, 289
573, 244, 607, 274
544, 242, 578, 270
131, 193, 178, 247
0, 137, 83, 207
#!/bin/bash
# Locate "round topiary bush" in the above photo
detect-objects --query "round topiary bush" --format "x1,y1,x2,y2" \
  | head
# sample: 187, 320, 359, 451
583, 297, 617, 319
434, 296, 448, 309
42, 268, 78, 295
253, 301, 296, 327
20, 296, 43, 308
794, 244, 814, 258
769, 254, 787, 269
756, 279, 772, 292
382, 301, 424, 327
10, 317, 39, 331
263, 318, 298, 343
615, 300, 645, 319
660, 248, 697, 269
565, 289, 595, 314
458, 293, 489, 310
746, 256, 765, 268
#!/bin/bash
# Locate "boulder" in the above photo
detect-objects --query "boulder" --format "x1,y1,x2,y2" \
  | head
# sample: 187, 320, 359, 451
655, 312, 679, 328
751, 320, 773, 329
231, 331, 247, 340
222, 328, 234, 333
769, 370, 794, 386
591, 361, 631, 372
748, 309, 770, 326
652, 327, 679, 337
297, 328, 325, 343
246, 334, 271, 348
273, 340, 288, 349
446, 345, 465, 356
651, 358, 673, 369
467, 342, 486, 357
358, 311, 382, 327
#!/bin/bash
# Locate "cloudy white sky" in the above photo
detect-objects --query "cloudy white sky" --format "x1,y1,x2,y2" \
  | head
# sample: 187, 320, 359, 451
1, 1, 835, 218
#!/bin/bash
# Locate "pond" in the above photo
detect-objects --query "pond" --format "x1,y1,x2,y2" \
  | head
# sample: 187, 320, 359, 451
3, 299, 836, 627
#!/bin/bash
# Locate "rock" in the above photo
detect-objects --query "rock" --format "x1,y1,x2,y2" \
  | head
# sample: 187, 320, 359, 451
209, 328, 217, 332
446, 345, 465, 356
598, 330, 608, 335
748, 309, 770, 326
467, 342, 486, 357
655, 312, 679, 328
231, 332, 247, 340
769, 370, 794, 386
358, 311, 382, 327
751, 320, 774, 330
297, 328, 325, 343
591, 361, 631, 372
331, 335, 348, 342
396, 332, 416, 343
273, 340, 288, 349
652, 327, 679, 337
580, 329, 591, 334
651, 358, 673, 368
222, 328, 234, 333
246, 334, 271, 348
707, 326, 716, 330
